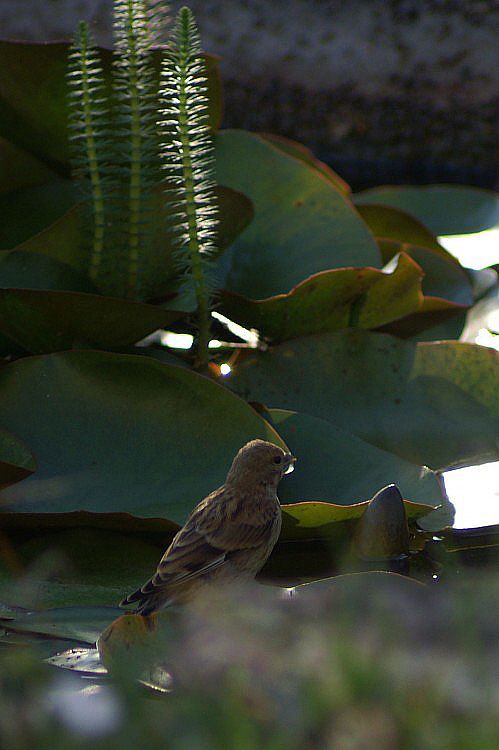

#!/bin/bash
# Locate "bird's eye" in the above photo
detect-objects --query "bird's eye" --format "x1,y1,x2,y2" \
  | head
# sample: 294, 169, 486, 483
273, 456, 282, 464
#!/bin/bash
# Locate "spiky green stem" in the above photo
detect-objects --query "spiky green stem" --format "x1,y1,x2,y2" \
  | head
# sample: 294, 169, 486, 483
125, 5, 143, 298
68, 21, 106, 282
160, 7, 218, 369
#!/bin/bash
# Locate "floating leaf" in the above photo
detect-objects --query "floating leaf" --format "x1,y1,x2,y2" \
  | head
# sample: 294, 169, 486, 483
0, 351, 286, 522
356, 203, 446, 254
0, 137, 57, 194
378, 240, 473, 306
0, 180, 79, 249
355, 185, 499, 235
0, 528, 166, 609
228, 331, 499, 471
220, 253, 424, 342
3, 606, 122, 645
215, 186, 254, 256
0, 250, 97, 292
0, 427, 35, 490
13, 205, 88, 270
268, 409, 448, 530
215, 130, 380, 297
295, 570, 427, 596
0, 288, 183, 354
261, 133, 350, 194
281, 497, 434, 542
378, 296, 467, 341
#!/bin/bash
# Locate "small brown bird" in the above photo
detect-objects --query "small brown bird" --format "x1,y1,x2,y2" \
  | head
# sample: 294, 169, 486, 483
120, 440, 295, 615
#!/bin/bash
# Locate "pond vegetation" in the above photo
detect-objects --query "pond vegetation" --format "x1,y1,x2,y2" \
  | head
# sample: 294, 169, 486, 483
0, 1, 497, 747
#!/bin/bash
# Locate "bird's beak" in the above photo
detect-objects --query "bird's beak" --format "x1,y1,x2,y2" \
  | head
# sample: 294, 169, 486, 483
283, 453, 296, 475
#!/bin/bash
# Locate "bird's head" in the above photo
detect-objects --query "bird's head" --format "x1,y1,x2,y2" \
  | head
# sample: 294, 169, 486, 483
226, 439, 296, 490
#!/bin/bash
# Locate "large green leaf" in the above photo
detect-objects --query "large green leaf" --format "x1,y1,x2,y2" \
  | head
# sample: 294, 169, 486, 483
227, 330, 499, 471
260, 133, 350, 195
269, 410, 449, 530
13, 205, 88, 271
0, 137, 57, 195
356, 203, 447, 255
377, 297, 467, 341
281, 497, 433, 541
0, 528, 164, 610
0, 180, 79, 249
0, 351, 286, 521
374, 241, 471, 340
220, 252, 424, 343
215, 130, 380, 297
0, 427, 36, 490
0, 288, 184, 353
355, 185, 499, 235
0, 41, 223, 171
2, 606, 123, 645
378, 241, 473, 306
0, 250, 96, 292
0, 250, 183, 354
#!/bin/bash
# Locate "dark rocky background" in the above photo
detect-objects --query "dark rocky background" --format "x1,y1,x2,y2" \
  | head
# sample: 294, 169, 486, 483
2, 0, 497, 189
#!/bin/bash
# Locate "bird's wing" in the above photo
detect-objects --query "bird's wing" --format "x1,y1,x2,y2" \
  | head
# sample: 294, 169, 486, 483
121, 489, 280, 610
149, 524, 228, 589
149, 507, 278, 589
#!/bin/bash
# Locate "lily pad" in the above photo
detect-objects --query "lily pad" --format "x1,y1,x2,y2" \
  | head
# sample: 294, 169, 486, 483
281, 497, 435, 542
295, 570, 427, 597
355, 185, 499, 235
0, 288, 184, 354
378, 241, 473, 306
0, 350, 286, 521
0, 137, 57, 194
3, 606, 122, 645
0, 250, 97, 292
227, 330, 499, 471
215, 130, 380, 297
220, 252, 424, 342
356, 203, 446, 255
0, 528, 166, 609
269, 409, 449, 530
261, 133, 350, 194
0, 180, 79, 249
0, 427, 36, 490
378, 296, 468, 341
13, 205, 88, 271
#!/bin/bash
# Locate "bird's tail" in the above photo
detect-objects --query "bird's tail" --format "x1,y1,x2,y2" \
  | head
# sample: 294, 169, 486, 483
120, 586, 175, 616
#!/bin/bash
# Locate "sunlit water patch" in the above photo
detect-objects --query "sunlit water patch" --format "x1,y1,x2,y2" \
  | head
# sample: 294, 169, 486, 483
439, 227, 499, 270
444, 462, 499, 529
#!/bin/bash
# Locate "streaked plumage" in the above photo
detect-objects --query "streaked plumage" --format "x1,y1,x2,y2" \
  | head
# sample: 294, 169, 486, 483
120, 440, 295, 615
